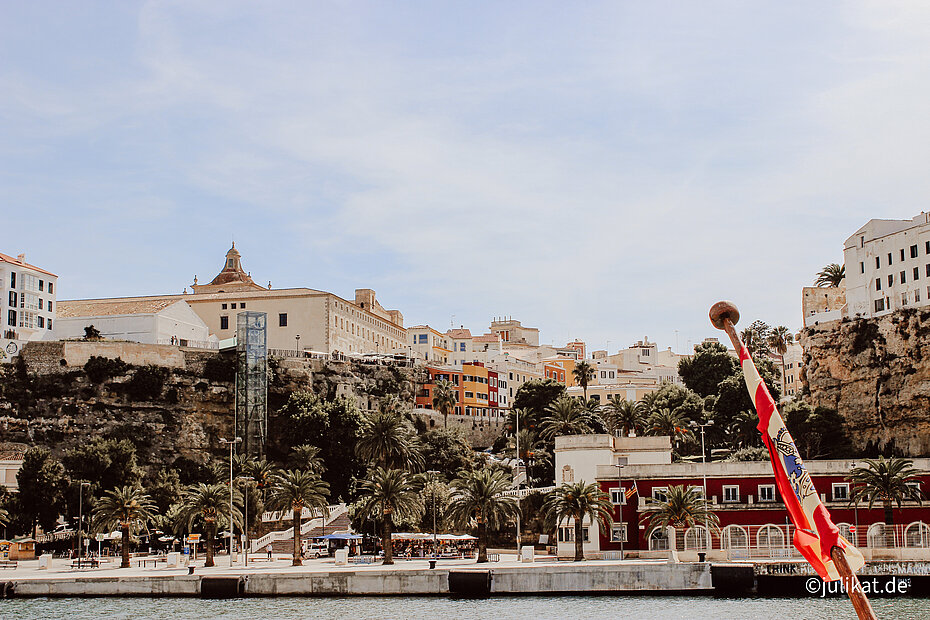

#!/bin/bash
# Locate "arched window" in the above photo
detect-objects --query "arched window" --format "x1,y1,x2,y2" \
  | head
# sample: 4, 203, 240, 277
684, 526, 710, 551
721, 525, 748, 549
756, 524, 785, 551
649, 528, 669, 551
904, 521, 930, 547
867, 523, 895, 548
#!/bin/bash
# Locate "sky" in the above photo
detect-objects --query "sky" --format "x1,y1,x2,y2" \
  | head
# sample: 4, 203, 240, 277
4, 1, 930, 354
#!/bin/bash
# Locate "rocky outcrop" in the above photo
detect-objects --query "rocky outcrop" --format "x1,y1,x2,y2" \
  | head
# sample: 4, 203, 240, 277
0, 342, 504, 469
801, 308, 930, 456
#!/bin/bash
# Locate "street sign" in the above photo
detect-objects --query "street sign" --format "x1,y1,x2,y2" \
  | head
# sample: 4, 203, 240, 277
849, 525, 857, 533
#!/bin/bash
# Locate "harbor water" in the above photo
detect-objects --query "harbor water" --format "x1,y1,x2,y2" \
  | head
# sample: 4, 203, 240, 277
2, 596, 930, 619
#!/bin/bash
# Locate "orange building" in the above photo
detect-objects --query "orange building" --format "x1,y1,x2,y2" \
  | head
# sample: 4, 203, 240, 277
543, 358, 576, 386
462, 362, 491, 416
416, 366, 464, 415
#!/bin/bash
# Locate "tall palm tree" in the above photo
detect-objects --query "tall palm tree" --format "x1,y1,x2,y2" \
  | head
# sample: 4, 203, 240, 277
357, 467, 422, 565
0, 506, 8, 528
642, 484, 719, 538
816, 263, 845, 287
540, 397, 593, 440
289, 444, 326, 474
543, 482, 613, 561
356, 409, 425, 471
767, 326, 793, 396
604, 396, 646, 437
244, 458, 278, 502
639, 391, 660, 418
728, 410, 761, 448
446, 468, 520, 563
176, 482, 239, 568
266, 469, 330, 566
91, 486, 156, 568
647, 408, 694, 445
572, 361, 596, 402
431, 379, 457, 430
848, 457, 925, 525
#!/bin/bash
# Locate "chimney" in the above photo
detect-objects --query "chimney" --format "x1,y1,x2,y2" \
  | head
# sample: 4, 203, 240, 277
16, 253, 25, 263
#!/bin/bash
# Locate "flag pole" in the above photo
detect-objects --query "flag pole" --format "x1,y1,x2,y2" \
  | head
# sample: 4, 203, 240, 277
710, 301, 876, 620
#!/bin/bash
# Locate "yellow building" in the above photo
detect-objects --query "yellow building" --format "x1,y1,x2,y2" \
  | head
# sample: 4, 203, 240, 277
461, 362, 490, 416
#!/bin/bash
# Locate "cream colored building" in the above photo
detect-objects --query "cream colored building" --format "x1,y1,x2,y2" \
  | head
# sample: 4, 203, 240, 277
844, 213, 930, 318
58, 245, 406, 355
802, 285, 846, 327
407, 325, 450, 364
780, 342, 805, 398
1, 252, 58, 357
53, 299, 212, 347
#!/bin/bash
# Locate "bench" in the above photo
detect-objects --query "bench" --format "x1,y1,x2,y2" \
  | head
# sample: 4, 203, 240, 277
137, 557, 166, 568
71, 558, 100, 569
0, 560, 16, 569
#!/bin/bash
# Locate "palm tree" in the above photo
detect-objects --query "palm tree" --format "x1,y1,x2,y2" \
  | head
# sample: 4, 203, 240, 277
639, 391, 660, 418
728, 410, 760, 448
604, 396, 646, 437
0, 506, 8, 528
431, 379, 457, 430
816, 263, 845, 287
767, 326, 793, 396
572, 361, 596, 402
543, 482, 613, 561
91, 486, 156, 568
848, 457, 925, 525
356, 409, 425, 471
266, 469, 330, 566
357, 467, 422, 565
289, 444, 326, 474
642, 484, 719, 539
176, 482, 239, 568
447, 468, 520, 563
540, 397, 592, 440
647, 408, 694, 446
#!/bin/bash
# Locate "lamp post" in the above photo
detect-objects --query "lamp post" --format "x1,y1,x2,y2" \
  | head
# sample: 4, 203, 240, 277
237, 476, 253, 566
77, 481, 90, 561
612, 459, 628, 559
219, 437, 242, 567
692, 421, 714, 500
427, 470, 440, 559
295, 334, 300, 357
514, 409, 521, 554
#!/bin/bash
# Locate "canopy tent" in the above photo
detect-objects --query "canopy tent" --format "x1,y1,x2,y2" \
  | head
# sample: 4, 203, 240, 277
391, 533, 476, 541
317, 533, 362, 540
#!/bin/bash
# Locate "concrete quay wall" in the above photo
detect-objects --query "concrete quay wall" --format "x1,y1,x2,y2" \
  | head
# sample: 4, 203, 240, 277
3, 563, 712, 598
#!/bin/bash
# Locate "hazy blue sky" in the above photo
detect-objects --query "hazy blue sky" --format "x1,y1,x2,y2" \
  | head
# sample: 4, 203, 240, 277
4, 1, 930, 353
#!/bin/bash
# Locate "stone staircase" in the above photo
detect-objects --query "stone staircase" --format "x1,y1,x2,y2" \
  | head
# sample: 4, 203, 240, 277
250, 503, 349, 554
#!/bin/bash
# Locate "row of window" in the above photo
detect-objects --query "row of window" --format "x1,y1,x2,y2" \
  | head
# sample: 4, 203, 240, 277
557, 525, 629, 544
8, 272, 53, 294
865, 242, 930, 273
641, 483, 856, 504
220, 302, 246, 310
7, 310, 52, 330
874, 286, 930, 312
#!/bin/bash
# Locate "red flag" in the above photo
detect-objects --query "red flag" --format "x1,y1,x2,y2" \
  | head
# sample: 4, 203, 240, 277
739, 346, 863, 581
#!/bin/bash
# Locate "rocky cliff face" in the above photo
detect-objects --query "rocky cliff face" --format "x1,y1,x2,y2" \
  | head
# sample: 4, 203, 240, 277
0, 342, 429, 470
801, 308, 930, 456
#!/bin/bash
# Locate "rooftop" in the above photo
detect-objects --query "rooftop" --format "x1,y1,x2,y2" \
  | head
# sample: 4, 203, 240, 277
0, 252, 57, 278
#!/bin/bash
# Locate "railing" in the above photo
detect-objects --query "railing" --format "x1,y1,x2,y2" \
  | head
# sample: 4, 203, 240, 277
502, 486, 556, 498
156, 338, 219, 349
250, 504, 347, 553
36, 530, 75, 543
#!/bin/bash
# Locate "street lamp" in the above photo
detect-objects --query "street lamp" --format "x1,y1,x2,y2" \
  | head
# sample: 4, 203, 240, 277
236, 475, 254, 566
219, 436, 242, 567
427, 470, 440, 560
612, 459, 628, 559
691, 420, 714, 500
514, 410, 521, 554
77, 481, 90, 561
295, 334, 301, 357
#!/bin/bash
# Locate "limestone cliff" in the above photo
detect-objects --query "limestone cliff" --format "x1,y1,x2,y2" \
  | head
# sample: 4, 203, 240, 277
801, 308, 930, 456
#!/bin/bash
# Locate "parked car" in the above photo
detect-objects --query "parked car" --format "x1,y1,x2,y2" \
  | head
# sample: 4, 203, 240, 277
307, 541, 328, 558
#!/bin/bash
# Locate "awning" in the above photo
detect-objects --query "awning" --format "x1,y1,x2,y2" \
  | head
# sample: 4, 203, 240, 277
318, 533, 362, 540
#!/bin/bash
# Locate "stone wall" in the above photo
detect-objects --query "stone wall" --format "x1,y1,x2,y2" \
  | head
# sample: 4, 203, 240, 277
21, 340, 190, 374
801, 307, 930, 455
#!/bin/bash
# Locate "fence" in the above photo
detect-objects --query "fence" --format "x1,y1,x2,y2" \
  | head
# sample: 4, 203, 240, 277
646, 521, 930, 560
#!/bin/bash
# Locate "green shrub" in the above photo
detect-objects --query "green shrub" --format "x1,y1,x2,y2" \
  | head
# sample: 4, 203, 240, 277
83, 356, 129, 384
126, 365, 169, 401
202, 354, 236, 383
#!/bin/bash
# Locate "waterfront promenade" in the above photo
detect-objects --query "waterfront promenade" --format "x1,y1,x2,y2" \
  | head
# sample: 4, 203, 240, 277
0, 554, 712, 597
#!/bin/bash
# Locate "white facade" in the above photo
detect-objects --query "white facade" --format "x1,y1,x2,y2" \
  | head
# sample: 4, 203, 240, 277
407, 325, 450, 364
553, 434, 672, 558
844, 213, 930, 318
54, 299, 212, 346
0, 252, 57, 358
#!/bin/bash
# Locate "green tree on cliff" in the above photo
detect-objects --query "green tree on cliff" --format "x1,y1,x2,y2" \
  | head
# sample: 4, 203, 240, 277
431, 379, 457, 430
16, 447, 68, 538
678, 341, 739, 398
816, 263, 845, 287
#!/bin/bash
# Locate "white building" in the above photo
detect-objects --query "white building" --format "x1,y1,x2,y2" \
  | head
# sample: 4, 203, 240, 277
407, 325, 450, 364
844, 212, 930, 318
53, 299, 213, 347
553, 434, 672, 558
1, 252, 57, 359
